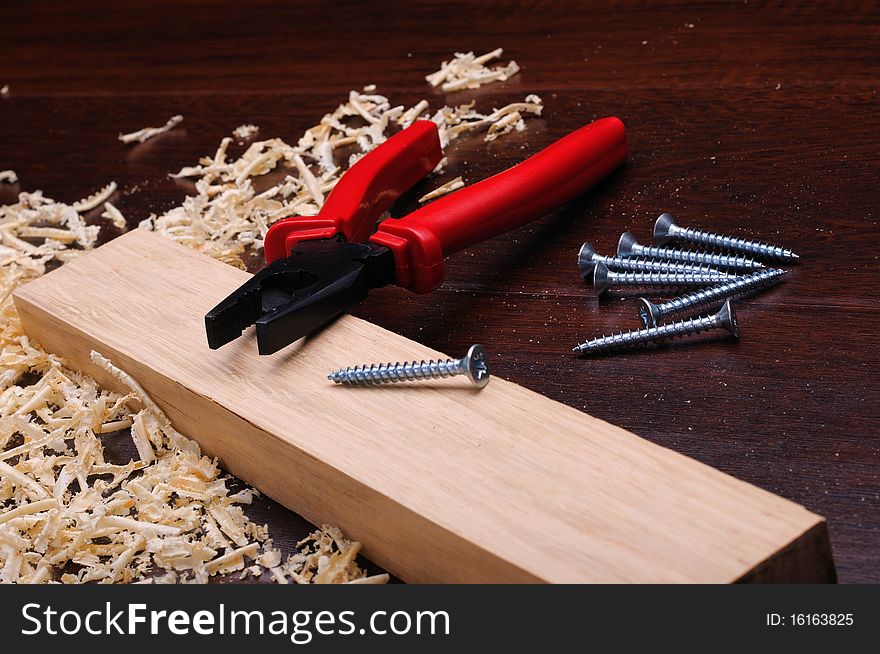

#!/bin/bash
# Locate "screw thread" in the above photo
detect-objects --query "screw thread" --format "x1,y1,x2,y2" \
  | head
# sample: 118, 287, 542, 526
574, 312, 724, 354
630, 242, 764, 270
672, 225, 797, 261
652, 269, 786, 323
606, 269, 730, 289
328, 357, 465, 386
599, 255, 729, 276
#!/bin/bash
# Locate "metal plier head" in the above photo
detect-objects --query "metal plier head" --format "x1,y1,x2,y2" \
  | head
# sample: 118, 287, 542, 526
205, 121, 442, 354
205, 239, 395, 354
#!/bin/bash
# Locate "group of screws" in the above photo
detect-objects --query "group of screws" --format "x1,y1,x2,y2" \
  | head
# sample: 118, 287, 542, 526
573, 213, 798, 355
327, 213, 798, 384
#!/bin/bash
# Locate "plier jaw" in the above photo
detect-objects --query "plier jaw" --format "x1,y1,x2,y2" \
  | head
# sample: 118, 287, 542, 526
205, 116, 628, 354
205, 238, 395, 354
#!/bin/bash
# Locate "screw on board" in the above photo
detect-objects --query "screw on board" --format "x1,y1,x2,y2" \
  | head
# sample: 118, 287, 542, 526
328, 344, 490, 388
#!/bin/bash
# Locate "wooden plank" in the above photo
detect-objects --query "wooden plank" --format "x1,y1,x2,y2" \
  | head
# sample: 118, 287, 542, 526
12, 230, 832, 583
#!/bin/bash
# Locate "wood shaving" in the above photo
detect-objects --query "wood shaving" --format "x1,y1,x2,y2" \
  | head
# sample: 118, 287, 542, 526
431, 96, 543, 147
101, 202, 126, 230
232, 124, 259, 141
426, 48, 521, 92
0, 306, 373, 582
72, 182, 117, 212
2, 52, 542, 583
280, 524, 386, 584
118, 115, 184, 144
0, 171, 17, 184
419, 176, 464, 203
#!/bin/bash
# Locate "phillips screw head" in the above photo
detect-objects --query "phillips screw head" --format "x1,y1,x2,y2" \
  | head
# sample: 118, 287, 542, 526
462, 344, 490, 388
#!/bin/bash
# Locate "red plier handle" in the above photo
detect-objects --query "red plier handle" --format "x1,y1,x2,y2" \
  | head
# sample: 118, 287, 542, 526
265, 116, 627, 293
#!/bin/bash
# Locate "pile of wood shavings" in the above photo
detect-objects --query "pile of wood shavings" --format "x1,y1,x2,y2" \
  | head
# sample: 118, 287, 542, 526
426, 48, 520, 92
0, 190, 379, 583
139, 86, 542, 262
0, 301, 381, 582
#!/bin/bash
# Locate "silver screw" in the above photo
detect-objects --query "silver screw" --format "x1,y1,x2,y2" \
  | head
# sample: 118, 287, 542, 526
573, 299, 739, 355
654, 213, 799, 262
618, 232, 765, 271
592, 262, 730, 298
578, 243, 731, 279
638, 268, 787, 327
328, 344, 490, 389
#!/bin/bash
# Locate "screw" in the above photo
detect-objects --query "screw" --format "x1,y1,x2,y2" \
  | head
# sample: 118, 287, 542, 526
573, 299, 739, 355
578, 243, 730, 279
654, 213, 799, 262
638, 268, 787, 327
618, 232, 765, 271
592, 262, 730, 298
328, 344, 490, 388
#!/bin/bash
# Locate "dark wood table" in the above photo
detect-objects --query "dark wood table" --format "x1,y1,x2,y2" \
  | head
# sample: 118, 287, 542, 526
2, 0, 877, 583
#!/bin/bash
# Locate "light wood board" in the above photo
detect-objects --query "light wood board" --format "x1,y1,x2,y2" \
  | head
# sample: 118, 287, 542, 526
12, 230, 833, 583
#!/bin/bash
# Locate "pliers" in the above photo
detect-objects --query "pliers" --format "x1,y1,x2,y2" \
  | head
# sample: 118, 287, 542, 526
205, 116, 627, 354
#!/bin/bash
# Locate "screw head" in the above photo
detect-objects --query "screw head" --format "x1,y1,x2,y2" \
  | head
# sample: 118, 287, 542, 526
592, 262, 611, 297
637, 297, 661, 327
577, 243, 598, 278
653, 213, 677, 245
617, 231, 638, 257
716, 299, 740, 338
464, 344, 490, 388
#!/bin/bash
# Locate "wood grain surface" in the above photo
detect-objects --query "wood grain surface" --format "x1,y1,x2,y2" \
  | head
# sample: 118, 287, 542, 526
1, 0, 877, 582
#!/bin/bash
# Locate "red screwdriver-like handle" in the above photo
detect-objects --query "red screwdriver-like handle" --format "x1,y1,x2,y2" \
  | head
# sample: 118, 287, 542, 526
371, 116, 627, 293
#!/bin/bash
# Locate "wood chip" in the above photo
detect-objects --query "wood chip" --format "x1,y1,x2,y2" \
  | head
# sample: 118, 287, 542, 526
101, 202, 126, 230
73, 182, 117, 212
118, 115, 184, 144
419, 176, 464, 203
